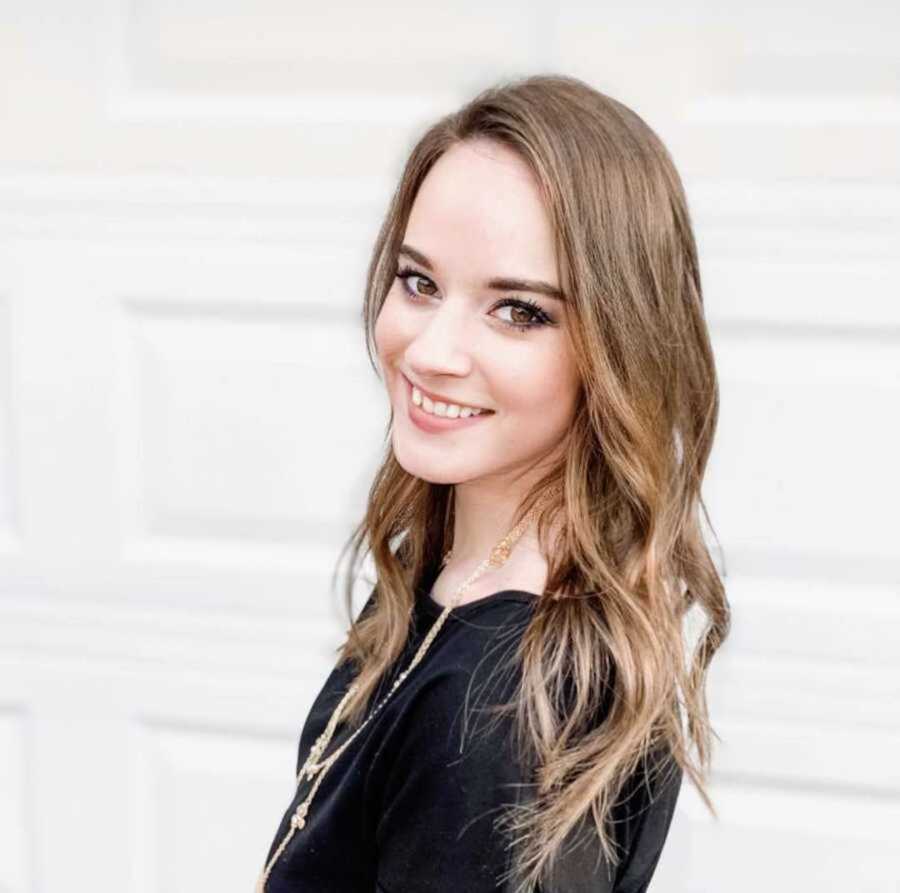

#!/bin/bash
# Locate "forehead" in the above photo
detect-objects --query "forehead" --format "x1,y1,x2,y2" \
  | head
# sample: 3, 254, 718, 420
404, 140, 558, 282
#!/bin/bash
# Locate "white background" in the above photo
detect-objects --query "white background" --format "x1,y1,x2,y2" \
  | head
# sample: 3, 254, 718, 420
1, 2, 898, 891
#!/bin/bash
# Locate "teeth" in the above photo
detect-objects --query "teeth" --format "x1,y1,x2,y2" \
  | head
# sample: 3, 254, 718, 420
411, 385, 486, 418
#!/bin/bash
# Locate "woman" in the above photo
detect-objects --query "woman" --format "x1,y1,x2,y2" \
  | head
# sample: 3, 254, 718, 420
257, 73, 730, 893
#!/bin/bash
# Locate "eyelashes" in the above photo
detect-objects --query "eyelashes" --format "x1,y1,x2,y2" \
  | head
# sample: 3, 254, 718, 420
393, 265, 556, 333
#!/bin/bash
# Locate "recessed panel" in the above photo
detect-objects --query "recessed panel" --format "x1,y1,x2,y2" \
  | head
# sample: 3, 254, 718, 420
707, 332, 900, 571
125, 0, 539, 97
556, 1, 900, 179
677, 778, 900, 892
134, 718, 300, 893
125, 302, 387, 547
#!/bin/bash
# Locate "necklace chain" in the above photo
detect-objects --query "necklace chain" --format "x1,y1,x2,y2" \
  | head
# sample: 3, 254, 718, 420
255, 487, 559, 892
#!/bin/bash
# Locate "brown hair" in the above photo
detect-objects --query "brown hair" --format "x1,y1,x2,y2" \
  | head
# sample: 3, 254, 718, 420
331, 73, 729, 891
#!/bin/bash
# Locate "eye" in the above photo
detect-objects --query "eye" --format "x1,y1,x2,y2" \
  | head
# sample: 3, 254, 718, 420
395, 265, 438, 298
490, 297, 555, 332
394, 265, 556, 333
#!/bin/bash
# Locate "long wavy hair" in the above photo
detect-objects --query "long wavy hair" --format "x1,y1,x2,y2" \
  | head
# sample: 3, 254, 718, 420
330, 73, 729, 892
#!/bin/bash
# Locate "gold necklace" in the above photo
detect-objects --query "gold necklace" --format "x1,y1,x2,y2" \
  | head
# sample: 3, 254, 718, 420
254, 488, 559, 892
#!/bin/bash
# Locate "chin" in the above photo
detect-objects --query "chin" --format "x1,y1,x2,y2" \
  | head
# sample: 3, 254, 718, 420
390, 435, 480, 486
392, 449, 463, 485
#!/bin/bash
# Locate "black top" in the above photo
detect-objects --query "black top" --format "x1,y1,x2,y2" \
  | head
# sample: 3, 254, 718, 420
260, 572, 682, 892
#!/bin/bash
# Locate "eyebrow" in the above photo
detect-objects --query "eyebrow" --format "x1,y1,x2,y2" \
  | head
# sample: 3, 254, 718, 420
398, 243, 566, 302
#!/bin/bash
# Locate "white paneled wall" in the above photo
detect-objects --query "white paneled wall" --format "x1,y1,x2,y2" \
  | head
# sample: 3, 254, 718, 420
1, 2, 898, 891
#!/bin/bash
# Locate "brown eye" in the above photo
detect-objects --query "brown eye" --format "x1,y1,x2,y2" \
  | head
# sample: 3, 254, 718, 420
491, 297, 555, 332
509, 306, 532, 326
412, 275, 437, 296
396, 267, 437, 297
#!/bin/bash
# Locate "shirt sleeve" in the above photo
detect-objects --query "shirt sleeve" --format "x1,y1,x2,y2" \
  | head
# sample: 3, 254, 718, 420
372, 669, 531, 893
523, 743, 682, 893
607, 744, 683, 892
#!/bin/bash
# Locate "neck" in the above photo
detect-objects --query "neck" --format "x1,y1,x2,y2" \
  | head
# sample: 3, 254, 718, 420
448, 475, 555, 567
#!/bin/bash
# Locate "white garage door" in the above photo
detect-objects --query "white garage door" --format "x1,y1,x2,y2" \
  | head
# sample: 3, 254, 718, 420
1, 2, 898, 891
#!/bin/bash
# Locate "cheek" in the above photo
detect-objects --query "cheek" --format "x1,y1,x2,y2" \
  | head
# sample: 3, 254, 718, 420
500, 352, 579, 421
374, 291, 407, 361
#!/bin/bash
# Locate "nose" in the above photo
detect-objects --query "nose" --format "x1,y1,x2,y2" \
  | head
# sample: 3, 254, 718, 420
403, 297, 473, 380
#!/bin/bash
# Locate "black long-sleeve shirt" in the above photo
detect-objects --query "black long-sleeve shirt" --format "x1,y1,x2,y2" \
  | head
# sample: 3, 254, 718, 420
260, 572, 682, 892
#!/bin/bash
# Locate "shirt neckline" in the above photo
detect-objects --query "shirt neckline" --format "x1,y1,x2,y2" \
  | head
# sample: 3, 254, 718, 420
417, 584, 539, 618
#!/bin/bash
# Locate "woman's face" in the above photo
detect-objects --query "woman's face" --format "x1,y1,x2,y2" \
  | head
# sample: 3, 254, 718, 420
374, 138, 580, 486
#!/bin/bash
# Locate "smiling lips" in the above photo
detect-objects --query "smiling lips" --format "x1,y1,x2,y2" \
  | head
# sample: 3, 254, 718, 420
411, 384, 489, 419
403, 375, 494, 432
404, 374, 491, 415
